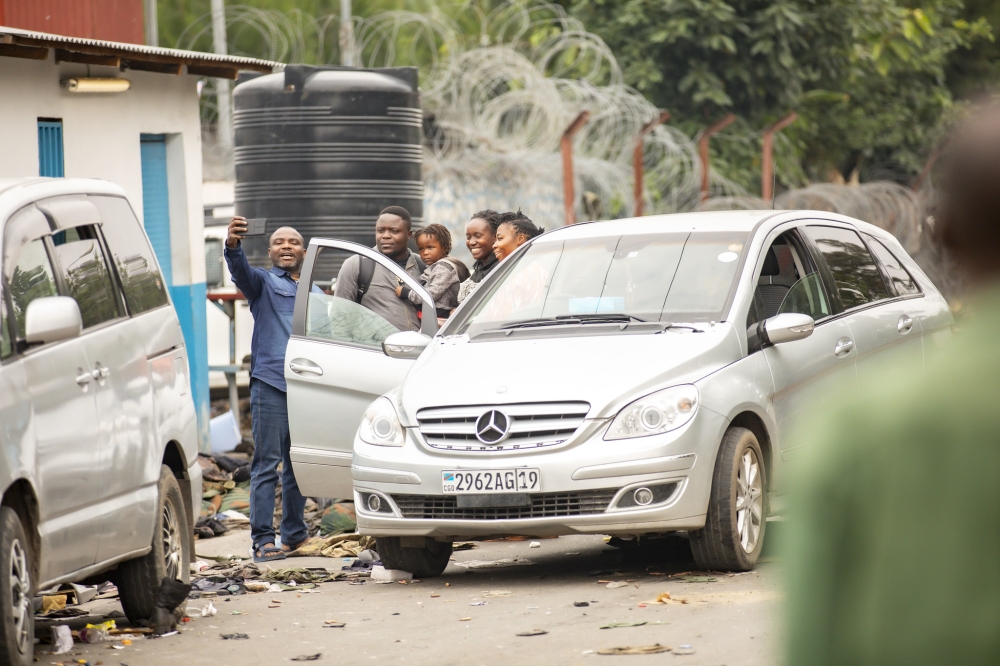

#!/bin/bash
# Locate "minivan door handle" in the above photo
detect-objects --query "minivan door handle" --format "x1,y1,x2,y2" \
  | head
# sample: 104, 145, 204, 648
834, 338, 854, 357
897, 315, 914, 334
289, 358, 323, 376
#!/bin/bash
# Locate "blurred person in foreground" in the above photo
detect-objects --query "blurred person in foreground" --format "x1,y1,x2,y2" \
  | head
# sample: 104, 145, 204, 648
785, 105, 1000, 665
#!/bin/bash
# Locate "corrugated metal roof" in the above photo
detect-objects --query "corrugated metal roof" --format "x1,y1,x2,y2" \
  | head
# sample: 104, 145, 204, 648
0, 25, 280, 75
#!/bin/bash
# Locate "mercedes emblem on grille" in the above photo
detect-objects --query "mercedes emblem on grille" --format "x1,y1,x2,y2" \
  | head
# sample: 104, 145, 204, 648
475, 409, 510, 444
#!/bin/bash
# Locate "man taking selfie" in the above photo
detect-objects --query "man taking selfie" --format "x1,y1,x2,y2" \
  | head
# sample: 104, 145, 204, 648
224, 217, 309, 563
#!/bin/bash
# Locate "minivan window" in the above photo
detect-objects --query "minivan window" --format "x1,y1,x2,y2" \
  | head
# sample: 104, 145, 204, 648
51, 225, 120, 328
866, 236, 921, 296
0, 297, 11, 358
89, 196, 170, 314
803, 226, 890, 310
456, 231, 748, 336
8, 238, 58, 338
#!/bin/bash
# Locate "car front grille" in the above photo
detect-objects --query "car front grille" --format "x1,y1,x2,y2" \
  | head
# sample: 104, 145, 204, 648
391, 489, 617, 520
415, 402, 590, 452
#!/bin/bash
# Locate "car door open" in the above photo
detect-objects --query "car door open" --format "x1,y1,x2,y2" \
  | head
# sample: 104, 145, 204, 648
286, 239, 437, 500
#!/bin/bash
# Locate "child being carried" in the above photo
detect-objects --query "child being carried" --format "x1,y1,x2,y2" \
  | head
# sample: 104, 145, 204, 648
395, 223, 470, 320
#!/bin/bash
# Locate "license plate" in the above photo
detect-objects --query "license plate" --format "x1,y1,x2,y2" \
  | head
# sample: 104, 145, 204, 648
442, 469, 540, 494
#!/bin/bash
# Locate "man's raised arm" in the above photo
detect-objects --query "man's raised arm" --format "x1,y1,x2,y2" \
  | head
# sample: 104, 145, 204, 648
224, 216, 265, 301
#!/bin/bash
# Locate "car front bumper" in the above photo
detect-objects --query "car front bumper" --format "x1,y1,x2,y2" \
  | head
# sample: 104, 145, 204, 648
353, 406, 728, 539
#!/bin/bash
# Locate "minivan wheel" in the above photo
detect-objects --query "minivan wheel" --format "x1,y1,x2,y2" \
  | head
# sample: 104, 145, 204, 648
376, 537, 453, 578
0, 506, 33, 666
690, 427, 767, 572
117, 466, 191, 624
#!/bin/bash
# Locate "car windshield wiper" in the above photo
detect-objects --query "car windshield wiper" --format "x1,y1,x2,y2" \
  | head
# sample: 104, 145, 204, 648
498, 313, 648, 330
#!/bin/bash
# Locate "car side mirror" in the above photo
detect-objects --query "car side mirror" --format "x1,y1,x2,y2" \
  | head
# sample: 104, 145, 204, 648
382, 330, 432, 360
761, 312, 814, 345
25, 296, 83, 345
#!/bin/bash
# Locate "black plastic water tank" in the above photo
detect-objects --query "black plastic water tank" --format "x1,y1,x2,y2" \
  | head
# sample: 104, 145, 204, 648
232, 65, 423, 274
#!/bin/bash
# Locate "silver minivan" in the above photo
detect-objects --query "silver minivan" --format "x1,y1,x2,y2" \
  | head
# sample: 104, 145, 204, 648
286, 211, 952, 576
0, 178, 200, 665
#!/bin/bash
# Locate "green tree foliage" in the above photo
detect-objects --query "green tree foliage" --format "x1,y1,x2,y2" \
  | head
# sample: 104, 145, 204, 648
571, 0, 992, 191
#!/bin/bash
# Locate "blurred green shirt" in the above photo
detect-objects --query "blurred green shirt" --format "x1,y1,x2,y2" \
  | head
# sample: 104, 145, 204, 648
785, 285, 1000, 666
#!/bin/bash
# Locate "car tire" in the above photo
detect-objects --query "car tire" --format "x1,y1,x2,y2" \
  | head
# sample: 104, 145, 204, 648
117, 465, 191, 624
689, 426, 767, 572
376, 537, 453, 578
0, 506, 33, 666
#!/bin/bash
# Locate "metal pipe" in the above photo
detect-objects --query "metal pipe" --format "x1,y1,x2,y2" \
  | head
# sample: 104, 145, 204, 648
561, 110, 590, 225
698, 113, 736, 202
633, 111, 670, 217
211, 0, 234, 177
340, 0, 355, 66
761, 112, 798, 201
144, 0, 158, 47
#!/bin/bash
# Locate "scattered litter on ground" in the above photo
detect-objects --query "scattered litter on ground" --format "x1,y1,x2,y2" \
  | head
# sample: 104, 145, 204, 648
587, 570, 627, 577
647, 592, 687, 605
605, 581, 629, 589
452, 559, 535, 569
191, 560, 211, 573
430, 593, 441, 598
40, 594, 67, 614
51, 625, 73, 653
323, 620, 346, 628
453, 542, 478, 551
529, 541, 541, 548
597, 644, 672, 655
574, 601, 590, 607
674, 645, 696, 655
221, 632, 250, 639
516, 629, 548, 636
600, 622, 670, 629
470, 601, 488, 606
669, 574, 718, 583
372, 566, 413, 582
459, 617, 472, 621
482, 590, 512, 597
291, 654, 322, 661
38, 607, 88, 619
245, 581, 269, 592
288, 533, 376, 559
150, 579, 191, 634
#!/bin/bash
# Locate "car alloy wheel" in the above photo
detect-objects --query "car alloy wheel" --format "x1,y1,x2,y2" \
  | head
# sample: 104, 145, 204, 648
161, 501, 181, 580
736, 448, 763, 553
8, 539, 30, 655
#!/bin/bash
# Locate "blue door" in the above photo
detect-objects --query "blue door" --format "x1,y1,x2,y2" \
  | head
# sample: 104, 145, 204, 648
140, 134, 172, 284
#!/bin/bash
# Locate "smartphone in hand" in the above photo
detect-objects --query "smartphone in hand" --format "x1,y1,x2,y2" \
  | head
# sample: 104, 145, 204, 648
241, 218, 268, 236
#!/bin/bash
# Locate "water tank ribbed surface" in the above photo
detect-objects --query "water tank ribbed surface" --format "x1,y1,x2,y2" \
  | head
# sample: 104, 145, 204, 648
233, 65, 423, 271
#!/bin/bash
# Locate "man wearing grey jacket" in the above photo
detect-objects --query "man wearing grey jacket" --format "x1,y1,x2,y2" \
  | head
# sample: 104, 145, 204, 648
333, 206, 424, 331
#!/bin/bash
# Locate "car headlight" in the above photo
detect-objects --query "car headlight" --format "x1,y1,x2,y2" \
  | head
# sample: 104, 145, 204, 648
359, 397, 405, 446
604, 385, 699, 441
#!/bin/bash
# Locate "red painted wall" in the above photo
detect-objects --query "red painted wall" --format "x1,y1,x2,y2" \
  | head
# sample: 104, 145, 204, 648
1, 0, 145, 44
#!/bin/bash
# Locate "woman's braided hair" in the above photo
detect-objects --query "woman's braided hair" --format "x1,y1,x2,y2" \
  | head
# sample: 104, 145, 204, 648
415, 223, 453, 255
470, 209, 502, 232
497, 209, 544, 239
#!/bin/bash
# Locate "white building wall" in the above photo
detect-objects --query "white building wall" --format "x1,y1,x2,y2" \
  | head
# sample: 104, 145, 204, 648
0, 52, 205, 287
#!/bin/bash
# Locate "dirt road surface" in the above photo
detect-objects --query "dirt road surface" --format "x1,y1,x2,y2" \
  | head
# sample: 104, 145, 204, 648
37, 529, 781, 666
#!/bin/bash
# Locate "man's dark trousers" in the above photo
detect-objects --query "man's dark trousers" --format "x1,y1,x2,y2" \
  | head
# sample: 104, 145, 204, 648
249, 378, 307, 550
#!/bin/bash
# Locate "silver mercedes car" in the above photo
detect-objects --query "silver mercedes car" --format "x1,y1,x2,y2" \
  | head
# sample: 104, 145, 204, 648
286, 210, 952, 575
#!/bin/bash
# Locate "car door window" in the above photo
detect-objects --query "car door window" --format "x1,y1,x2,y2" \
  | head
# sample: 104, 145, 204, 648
304, 245, 402, 349
7, 238, 59, 339
89, 195, 170, 314
1, 296, 13, 358
778, 273, 831, 320
866, 236, 921, 296
50, 225, 121, 328
803, 226, 890, 310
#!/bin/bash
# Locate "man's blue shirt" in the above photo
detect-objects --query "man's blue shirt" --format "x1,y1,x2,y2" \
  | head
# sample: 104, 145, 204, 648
224, 244, 304, 392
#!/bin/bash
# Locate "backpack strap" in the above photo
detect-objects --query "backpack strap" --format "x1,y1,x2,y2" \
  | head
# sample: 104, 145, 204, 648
443, 257, 471, 282
355, 256, 376, 304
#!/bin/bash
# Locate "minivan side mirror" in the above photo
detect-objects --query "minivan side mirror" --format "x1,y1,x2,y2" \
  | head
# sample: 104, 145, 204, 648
25, 296, 83, 345
761, 312, 814, 345
382, 331, 432, 360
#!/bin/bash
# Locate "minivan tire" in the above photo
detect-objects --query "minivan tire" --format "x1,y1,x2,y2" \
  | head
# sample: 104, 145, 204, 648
0, 507, 33, 666
117, 466, 191, 624
690, 427, 767, 572
376, 537, 453, 578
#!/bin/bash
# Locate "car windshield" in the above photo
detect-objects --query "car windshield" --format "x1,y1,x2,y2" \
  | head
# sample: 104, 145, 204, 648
454, 231, 749, 337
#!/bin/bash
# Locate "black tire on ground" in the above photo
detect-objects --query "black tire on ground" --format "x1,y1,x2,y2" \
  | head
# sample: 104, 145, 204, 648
117, 465, 192, 623
376, 537, 453, 578
0, 506, 33, 666
689, 426, 767, 572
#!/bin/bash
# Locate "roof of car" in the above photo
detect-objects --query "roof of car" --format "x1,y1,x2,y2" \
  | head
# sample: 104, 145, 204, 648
535, 210, 783, 242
